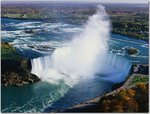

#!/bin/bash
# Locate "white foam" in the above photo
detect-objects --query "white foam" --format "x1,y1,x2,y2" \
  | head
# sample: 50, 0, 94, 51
2, 30, 32, 38
60, 27, 83, 33
31, 5, 131, 87
141, 44, 149, 48
15, 21, 81, 33
15, 22, 42, 29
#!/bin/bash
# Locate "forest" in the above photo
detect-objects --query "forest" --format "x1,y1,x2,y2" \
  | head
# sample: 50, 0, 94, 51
1, 3, 149, 40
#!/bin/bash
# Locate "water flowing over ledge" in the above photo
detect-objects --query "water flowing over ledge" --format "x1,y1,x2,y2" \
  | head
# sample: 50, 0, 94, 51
30, 5, 131, 87
31, 53, 131, 86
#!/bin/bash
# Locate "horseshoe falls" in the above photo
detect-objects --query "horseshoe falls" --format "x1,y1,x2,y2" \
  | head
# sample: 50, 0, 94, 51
1, 3, 140, 113
31, 5, 131, 87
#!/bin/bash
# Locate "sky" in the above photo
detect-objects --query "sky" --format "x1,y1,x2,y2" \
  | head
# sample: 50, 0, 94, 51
1, 0, 149, 3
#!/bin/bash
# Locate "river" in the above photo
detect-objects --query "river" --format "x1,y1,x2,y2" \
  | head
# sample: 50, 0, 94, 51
1, 17, 148, 112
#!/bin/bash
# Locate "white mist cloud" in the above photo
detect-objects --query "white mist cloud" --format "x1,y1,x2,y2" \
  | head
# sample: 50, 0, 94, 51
31, 5, 131, 86
31, 5, 110, 86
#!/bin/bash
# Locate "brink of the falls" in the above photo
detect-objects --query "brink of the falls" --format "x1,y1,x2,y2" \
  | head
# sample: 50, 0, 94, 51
31, 5, 131, 87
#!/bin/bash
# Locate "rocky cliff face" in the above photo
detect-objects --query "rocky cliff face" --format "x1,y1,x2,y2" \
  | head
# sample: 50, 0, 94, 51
1, 42, 40, 86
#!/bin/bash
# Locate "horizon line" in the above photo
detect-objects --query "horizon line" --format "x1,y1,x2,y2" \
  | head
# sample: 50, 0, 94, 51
1, 0, 148, 4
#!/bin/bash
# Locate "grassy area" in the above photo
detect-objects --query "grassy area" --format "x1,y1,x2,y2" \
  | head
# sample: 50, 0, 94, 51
2, 13, 42, 19
1, 42, 22, 60
1, 42, 40, 86
132, 75, 148, 85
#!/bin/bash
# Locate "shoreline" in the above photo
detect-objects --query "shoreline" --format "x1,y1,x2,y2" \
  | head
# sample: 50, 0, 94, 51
1, 42, 149, 112
1, 42, 40, 86
59, 64, 148, 112
1, 17, 148, 43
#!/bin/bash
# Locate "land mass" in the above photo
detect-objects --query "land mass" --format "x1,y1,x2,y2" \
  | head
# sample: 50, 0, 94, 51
1, 42, 40, 86
1, 3, 149, 41
60, 64, 149, 112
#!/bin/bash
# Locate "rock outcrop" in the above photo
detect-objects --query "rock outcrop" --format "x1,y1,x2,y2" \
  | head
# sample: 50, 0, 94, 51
1, 42, 40, 86
23, 29, 37, 34
125, 47, 138, 55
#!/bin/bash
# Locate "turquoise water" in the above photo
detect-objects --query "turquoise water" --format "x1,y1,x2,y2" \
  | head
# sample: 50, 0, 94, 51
1, 18, 148, 64
1, 81, 70, 112
1, 15, 148, 112
2, 78, 113, 112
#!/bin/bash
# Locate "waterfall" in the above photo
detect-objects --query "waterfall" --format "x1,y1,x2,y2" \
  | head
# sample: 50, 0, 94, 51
31, 5, 131, 86
95, 53, 131, 82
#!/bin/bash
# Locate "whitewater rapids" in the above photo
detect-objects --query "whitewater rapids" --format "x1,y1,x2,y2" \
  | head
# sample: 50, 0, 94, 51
31, 5, 131, 87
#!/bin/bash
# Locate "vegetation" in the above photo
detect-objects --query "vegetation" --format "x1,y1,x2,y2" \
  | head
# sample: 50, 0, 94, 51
1, 42, 40, 86
125, 47, 138, 55
110, 13, 148, 40
1, 42, 22, 60
106, 4, 148, 40
1, 3, 149, 40
63, 64, 149, 113
98, 83, 148, 112
63, 82, 148, 112
132, 75, 148, 84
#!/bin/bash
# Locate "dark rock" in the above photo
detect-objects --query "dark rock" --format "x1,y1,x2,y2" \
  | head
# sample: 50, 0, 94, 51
27, 44, 55, 51
1, 42, 40, 86
125, 47, 138, 55
133, 64, 149, 74
23, 29, 36, 34
111, 81, 124, 91
1, 59, 40, 86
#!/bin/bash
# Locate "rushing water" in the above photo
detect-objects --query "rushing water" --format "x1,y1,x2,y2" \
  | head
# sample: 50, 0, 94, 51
31, 5, 112, 87
1, 4, 148, 113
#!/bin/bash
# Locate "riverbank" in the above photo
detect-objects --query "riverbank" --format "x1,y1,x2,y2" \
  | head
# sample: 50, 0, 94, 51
1, 42, 40, 86
61, 64, 148, 112
1, 3, 148, 41
2, 16, 148, 42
